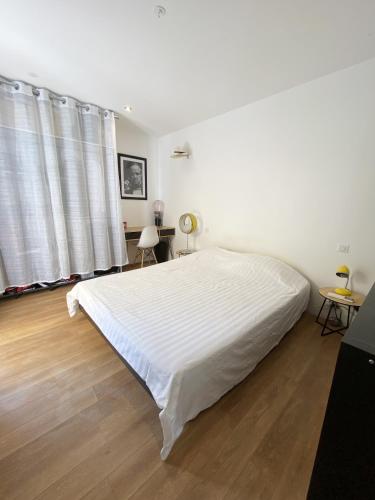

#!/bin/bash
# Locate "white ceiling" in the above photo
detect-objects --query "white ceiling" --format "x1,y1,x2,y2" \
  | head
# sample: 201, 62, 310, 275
1, 1, 375, 135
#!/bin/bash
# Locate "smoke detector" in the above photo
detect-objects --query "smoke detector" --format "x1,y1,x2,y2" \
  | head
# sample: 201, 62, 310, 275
154, 5, 166, 18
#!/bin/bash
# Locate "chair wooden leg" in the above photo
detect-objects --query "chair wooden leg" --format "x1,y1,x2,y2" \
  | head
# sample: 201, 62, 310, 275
152, 249, 158, 264
141, 250, 144, 268
133, 248, 141, 265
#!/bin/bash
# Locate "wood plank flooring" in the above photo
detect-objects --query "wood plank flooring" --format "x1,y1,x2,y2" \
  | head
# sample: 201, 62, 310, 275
0, 285, 341, 500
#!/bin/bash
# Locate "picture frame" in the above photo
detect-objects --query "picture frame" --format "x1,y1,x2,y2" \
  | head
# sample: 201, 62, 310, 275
118, 153, 147, 200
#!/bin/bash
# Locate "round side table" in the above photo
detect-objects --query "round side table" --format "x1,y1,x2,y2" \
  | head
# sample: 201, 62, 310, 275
316, 287, 366, 336
176, 249, 196, 258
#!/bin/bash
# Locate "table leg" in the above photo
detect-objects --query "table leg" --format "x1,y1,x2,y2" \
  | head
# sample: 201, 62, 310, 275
316, 298, 327, 324
321, 301, 335, 336
346, 305, 352, 330
168, 237, 174, 259
316, 300, 352, 336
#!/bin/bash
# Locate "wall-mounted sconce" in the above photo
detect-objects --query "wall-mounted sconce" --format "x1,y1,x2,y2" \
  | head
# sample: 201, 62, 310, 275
170, 148, 190, 159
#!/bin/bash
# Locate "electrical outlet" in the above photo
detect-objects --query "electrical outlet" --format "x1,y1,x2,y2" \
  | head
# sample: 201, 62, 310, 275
336, 243, 350, 254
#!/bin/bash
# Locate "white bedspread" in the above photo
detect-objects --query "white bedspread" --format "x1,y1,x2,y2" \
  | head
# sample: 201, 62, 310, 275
67, 247, 310, 459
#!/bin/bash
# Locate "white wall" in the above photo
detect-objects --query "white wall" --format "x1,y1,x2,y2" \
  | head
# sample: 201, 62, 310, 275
159, 58, 375, 312
116, 117, 158, 260
116, 117, 158, 226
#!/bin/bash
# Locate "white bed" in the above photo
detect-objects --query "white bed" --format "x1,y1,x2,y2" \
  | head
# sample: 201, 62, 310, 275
67, 247, 310, 459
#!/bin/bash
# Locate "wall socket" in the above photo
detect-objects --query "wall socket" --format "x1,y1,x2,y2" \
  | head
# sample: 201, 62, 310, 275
336, 243, 350, 254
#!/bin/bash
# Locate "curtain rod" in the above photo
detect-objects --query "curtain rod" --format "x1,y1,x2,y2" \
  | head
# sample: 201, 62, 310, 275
0, 74, 119, 119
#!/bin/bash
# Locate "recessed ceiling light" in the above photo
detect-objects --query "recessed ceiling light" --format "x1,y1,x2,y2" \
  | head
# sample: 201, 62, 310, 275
154, 5, 166, 18
123, 105, 133, 112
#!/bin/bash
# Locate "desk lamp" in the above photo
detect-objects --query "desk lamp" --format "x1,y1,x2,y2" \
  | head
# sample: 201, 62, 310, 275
335, 265, 352, 296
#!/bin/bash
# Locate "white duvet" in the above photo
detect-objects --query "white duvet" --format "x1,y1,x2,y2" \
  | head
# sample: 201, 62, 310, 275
67, 247, 310, 459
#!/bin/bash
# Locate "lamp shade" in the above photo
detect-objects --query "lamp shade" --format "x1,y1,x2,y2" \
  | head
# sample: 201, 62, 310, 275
153, 200, 164, 213
335, 264, 352, 296
336, 265, 350, 278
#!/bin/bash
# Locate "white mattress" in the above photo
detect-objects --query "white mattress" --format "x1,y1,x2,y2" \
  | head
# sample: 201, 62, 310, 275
67, 247, 310, 459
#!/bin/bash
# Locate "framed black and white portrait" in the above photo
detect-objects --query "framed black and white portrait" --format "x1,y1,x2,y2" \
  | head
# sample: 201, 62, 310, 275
118, 153, 147, 200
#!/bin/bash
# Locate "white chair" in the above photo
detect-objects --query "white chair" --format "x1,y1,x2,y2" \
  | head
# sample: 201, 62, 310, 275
134, 226, 159, 268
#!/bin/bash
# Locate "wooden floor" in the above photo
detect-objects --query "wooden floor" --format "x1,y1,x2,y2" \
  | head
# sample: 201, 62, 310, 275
0, 285, 341, 500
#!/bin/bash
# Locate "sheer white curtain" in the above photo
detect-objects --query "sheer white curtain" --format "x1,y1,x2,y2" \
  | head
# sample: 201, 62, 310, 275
0, 80, 127, 292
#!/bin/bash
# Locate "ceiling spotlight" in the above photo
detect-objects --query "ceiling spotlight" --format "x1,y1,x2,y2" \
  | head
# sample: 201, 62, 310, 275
123, 105, 133, 112
154, 5, 166, 18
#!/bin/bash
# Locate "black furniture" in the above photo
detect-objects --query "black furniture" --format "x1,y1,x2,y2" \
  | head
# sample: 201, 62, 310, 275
124, 225, 175, 260
124, 225, 175, 242
308, 283, 375, 499
154, 240, 170, 263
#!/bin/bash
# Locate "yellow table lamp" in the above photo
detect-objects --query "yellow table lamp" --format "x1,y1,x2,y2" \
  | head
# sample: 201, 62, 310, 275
335, 265, 352, 296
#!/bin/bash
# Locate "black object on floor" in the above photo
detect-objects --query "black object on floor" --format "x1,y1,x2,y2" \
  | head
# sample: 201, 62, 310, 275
154, 240, 169, 263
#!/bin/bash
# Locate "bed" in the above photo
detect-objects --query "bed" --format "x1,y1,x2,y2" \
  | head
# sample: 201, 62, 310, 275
67, 247, 310, 459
